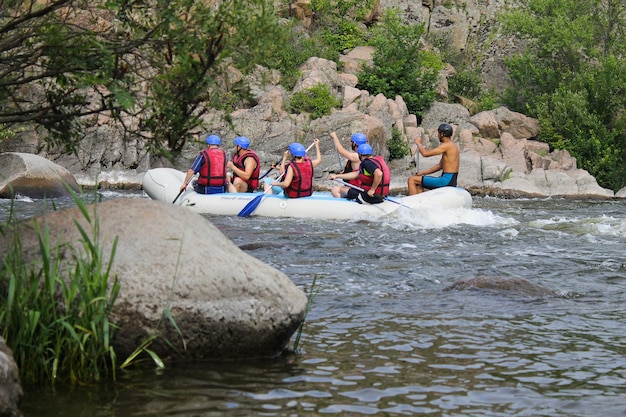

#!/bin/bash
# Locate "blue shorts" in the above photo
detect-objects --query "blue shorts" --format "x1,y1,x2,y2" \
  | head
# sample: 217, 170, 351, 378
422, 173, 458, 189
193, 182, 225, 194
262, 177, 284, 195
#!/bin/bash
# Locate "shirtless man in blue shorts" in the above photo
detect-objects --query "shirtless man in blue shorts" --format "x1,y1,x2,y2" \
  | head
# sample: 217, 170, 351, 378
407, 123, 460, 195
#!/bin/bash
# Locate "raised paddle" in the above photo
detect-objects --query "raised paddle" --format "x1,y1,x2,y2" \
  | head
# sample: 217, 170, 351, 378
237, 142, 316, 217
333, 179, 414, 210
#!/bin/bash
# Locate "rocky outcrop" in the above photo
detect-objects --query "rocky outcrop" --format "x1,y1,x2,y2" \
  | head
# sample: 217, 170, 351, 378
0, 152, 79, 199
2, 199, 308, 361
1, 12, 620, 198
0, 337, 22, 417
3, 53, 619, 198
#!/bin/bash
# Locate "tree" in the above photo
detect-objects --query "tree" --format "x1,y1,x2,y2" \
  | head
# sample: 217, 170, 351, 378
501, 0, 626, 191
0, 0, 286, 156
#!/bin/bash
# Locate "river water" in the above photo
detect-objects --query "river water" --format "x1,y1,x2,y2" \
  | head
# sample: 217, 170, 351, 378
4, 191, 626, 417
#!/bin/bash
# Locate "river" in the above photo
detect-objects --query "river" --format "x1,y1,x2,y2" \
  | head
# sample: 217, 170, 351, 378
4, 191, 626, 417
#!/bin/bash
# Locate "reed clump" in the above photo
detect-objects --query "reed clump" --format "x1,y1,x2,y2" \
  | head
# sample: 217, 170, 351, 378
0, 191, 120, 385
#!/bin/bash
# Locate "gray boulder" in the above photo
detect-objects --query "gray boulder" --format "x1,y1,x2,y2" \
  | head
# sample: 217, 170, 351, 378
0, 152, 79, 199
0, 337, 22, 417
3, 199, 308, 361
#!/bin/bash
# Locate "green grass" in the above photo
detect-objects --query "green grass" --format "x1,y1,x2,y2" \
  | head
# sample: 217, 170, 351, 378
0, 188, 120, 385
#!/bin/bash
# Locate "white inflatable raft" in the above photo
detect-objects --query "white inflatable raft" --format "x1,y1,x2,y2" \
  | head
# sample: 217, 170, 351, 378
142, 168, 473, 220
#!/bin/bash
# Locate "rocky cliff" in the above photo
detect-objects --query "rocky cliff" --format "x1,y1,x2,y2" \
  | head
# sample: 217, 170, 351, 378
1, 0, 621, 198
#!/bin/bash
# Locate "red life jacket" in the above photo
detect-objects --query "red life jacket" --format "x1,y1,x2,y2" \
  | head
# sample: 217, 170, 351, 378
343, 159, 362, 187
357, 156, 390, 196
232, 150, 261, 190
284, 158, 313, 198
197, 148, 227, 187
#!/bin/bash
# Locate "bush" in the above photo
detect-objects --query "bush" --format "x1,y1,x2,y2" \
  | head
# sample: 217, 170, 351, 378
356, 10, 442, 116
289, 83, 341, 119
387, 127, 410, 160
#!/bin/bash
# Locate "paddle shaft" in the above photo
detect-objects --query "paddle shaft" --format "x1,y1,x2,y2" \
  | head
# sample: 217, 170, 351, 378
333, 179, 413, 210
173, 174, 195, 204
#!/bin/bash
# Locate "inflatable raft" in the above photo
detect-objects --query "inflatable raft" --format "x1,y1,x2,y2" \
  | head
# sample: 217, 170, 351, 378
142, 168, 473, 220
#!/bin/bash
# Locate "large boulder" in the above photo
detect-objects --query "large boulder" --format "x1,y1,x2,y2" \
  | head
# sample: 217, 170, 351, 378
2, 199, 308, 361
0, 152, 79, 199
0, 337, 22, 417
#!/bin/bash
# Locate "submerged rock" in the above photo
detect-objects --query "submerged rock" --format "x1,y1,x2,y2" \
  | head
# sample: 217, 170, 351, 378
443, 276, 560, 298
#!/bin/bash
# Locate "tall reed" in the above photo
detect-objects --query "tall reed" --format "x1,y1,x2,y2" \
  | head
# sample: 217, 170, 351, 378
0, 190, 120, 385
290, 274, 322, 353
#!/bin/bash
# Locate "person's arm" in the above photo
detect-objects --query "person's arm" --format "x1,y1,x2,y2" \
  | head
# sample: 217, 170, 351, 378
415, 137, 448, 175
311, 138, 322, 168
329, 170, 359, 181
180, 169, 195, 191
416, 137, 450, 158
180, 154, 203, 191
273, 165, 293, 189
367, 169, 383, 197
330, 132, 359, 162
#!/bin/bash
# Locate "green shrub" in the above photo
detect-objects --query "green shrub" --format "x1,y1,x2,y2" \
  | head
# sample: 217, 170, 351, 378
356, 10, 442, 116
387, 127, 410, 159
289, 83, 341, 119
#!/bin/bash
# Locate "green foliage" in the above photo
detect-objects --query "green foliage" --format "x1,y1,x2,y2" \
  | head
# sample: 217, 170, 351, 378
356, 10, 442, 116
261, 26, 336, 90
448, 69, 501, 112
387, 127, 410, 160
318, 20, 367, 53
500, 0, 626, 191
0, 190, 120, 384
289, 83, 341, 119
448, 69, 483, 101
0, 0, 288, 156
311, 0, 377, 22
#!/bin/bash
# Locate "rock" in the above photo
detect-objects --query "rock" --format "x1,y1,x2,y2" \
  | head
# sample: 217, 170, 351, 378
3, 199, 308, 361
444, 276, 559, 298
0, 337, 22, 417
0, 152, 80, 199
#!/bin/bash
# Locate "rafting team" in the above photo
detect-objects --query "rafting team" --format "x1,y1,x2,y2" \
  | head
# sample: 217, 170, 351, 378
180, 123, 460, 203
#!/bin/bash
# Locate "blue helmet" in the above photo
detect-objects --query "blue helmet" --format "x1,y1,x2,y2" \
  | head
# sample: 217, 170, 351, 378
357, 143, 372, 156
288, 142, 306, 157
351, 132, 367, 146
205, 134, 221, 145
234, 136, 250, 149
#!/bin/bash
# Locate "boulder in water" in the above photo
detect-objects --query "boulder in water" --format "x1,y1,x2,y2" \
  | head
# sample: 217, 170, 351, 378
0, 152, 79, 198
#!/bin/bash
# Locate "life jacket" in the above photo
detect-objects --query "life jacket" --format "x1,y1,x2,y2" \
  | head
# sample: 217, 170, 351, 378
344, 159, 361, 187
284, 157, 313, 198
232, 150, 261, 190
197, 148, 227, 187
357, 156, 390, 196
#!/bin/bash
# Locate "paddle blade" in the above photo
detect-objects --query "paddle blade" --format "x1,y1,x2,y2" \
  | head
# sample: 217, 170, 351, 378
237, 194, 265, 217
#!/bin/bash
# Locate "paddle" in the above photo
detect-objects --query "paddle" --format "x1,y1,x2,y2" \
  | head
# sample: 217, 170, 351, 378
172, 174, 195, 204
237, 142, 316, 217
333, 179, 414, 210
258, 165, 275, 181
